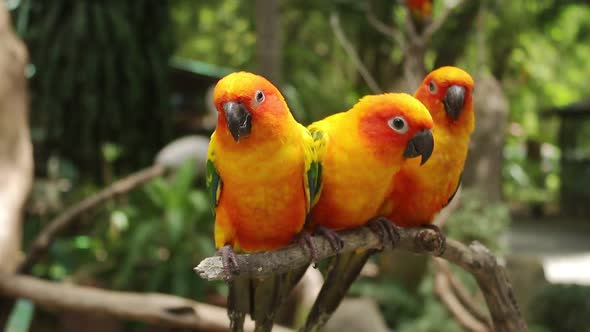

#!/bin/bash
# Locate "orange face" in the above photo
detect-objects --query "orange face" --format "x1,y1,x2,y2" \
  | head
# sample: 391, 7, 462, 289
414, 66, 474, 126
213, 72, 290, 142
356, 93, 435, 165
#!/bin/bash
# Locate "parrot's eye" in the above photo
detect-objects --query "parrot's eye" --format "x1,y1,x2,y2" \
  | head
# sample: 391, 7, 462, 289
254, 90, 265, 104
388, 116, 409, 134
428, 81, 438, 94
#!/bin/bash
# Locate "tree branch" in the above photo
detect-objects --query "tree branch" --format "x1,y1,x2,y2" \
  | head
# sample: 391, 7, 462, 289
0, 273, 292, 332
19, 164, 166, 273
434, 261, 491, 332
421, 0, 465, 42
434, 259, 492, 332
329, 12, 383, 94
364, 0, 406, 52
0, 1, 33, 275
195, 224, 527, 332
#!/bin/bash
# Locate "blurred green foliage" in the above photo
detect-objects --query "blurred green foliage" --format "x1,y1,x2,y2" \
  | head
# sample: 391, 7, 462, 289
530, 284, 590, 332
9, 0, 590, 330
32, 161, 218, 300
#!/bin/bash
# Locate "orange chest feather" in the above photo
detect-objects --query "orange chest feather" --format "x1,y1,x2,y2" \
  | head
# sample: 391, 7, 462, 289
213, 136, 307, 252
311, 134, 402, 230
386, 128, 469, 226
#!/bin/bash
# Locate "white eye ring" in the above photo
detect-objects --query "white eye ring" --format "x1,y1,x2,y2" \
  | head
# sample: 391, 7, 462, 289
254, 90, 265, 104
388, 116, 409, 134
428, 80, 438, 94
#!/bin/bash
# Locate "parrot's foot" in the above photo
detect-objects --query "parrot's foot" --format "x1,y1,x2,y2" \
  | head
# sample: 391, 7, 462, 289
315, 226, 344, 252
368, 216, 400, 249
216, 244, 240, 279
416, 224, 446, 256
296, 232, 319, 267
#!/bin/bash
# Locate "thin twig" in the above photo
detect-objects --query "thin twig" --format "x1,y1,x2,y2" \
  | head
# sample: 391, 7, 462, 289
195, 224, 527, 332
0, 273, 292, 332
434, 261, 491, 332
364, 0, 406, 51
432, 190, 493, 329
19, 164, 166, 273
402, 5, 420, 44
436, 259, 491, 326
422, 0, 465, 42
329, 12, 383, 94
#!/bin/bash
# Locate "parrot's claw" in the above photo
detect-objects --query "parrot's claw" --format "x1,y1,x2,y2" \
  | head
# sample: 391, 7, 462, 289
416, 224, 446, 256
216, 244, 240, 279
315, 226, 344, 252
368, 216, 400, 250
296, 232, 319, 267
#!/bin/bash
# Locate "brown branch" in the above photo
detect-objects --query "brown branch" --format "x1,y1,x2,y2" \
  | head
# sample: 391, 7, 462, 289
329, 12, 383, 94
436, 259, 491, 326
421, 0, 465, 42
364, 0, 406, 51
19, 164, 166, 273
0, 273, 292, 332
401, 5, 420, 44
434, 261, 491, 332
195, 224, 527, 332
0, 2, 33, 274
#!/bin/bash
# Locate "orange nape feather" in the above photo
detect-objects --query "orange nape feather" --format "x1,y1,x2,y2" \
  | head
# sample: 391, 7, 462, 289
309, 93, 433, 231
385, 66, 475, 227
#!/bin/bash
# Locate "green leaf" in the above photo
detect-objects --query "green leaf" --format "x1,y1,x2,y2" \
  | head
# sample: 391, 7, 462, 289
114, 222, 156, 289
4, 299, 35, 332
171, 160, 197, 198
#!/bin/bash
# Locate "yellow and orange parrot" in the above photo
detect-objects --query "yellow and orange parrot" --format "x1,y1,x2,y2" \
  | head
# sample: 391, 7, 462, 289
206, 72, 319, 332
302, 93, 435, 331
302, 67, 474, 331
406, 0, 433, 19
386, 66, 474, 228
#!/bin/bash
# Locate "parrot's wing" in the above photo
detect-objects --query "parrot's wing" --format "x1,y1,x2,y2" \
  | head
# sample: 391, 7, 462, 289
307, 123, 328, 209
300, 124, 322, 213
206, 132, 222, 213
444, 172, 462, 208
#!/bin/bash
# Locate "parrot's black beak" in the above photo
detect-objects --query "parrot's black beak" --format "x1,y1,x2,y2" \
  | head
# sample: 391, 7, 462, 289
403, 129, 434, 165
443, 85, 466, 121
223, 101, 251, 142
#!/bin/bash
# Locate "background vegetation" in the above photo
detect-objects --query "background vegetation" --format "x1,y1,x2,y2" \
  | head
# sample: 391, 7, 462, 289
5, 0, 590, 331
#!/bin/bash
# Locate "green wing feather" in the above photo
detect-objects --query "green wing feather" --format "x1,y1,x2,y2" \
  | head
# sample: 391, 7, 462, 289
206, 133, 222, 213
306, 123, 327, 210
300, 124, 323, 213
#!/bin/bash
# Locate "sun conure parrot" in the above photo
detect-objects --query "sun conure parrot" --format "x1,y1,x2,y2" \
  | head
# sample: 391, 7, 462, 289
206, 71, 320, 332
406, 0, 433, 19
302, 93, 435, 332
302, 67, 474, 332
385, 66, 474, 227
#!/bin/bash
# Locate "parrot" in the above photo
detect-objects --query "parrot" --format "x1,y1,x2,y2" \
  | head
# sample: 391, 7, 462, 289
206, 71, 320, 332
406, 0, 433, 20
302, 67, 474, 331
385, 66, 475, 228
302, 93, 435, 331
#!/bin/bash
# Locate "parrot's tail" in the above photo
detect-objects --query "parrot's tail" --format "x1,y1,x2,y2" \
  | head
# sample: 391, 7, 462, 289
228, 265, 309, 332
300, 250, 376, 332
228, 276, 251, 332
252, 264, 309, 332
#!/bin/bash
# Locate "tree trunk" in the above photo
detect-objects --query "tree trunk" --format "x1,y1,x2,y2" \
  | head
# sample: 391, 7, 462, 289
462, 74, 508, 202
255, 0, 282, 84
0, 2, 32, 275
